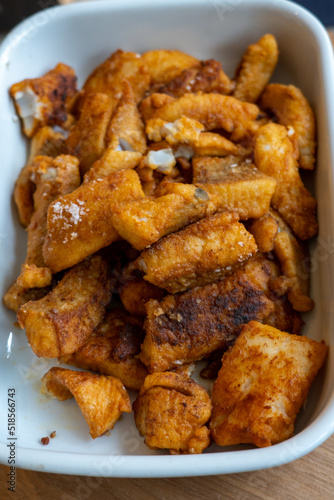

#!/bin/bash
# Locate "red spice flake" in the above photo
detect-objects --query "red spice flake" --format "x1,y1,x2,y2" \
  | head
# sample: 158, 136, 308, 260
41, 436, 50, 445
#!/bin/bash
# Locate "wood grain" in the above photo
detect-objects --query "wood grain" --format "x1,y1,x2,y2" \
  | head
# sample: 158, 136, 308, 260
1, 26, 334, 500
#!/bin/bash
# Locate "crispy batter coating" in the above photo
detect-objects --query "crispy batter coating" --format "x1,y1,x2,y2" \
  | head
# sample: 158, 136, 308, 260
106, 80, 146, 154
10, 63, 77, 137
3, 281, 51, 313
84, 49, 151, 110
139, 93, 176, 122
43, 169, 145, 273
142, 49, 198, 85
140, 271, 274, 372
83, 149, 142, 183
136, 212, 257, 293
16, 155, 81, 288
260, 84, 316, 170
17, 255, 112, 358
254, 123, 318, 239
248, 212, 278, 252
60, 308, 148, 390
119, 277, 165, 316
66, 93, 113, 176
193, 157, 276, 219
14, 127, 66, 228
210, 321, 328, 447
133, 371, 211, 454
110, 183, 220, 251
156, 59, 234, 97
233, 34, 278, 103
41, 367, 131, 439
270, 209, 314, 312
141, 93, 260, 142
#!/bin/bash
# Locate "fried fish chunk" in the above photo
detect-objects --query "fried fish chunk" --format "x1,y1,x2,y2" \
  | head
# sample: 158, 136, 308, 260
193, 157, 277, 219
83, 49, 151, 110
233, 34, 279, 103
41, 367, 131, 439
254, 123, 318, 239
16, 155, 81, 288
3, 281, 51, 314
141, 93, 260, 142
248, 212, 279, 252
110, 183, 219, 251
135, 212, 257, 293
60, 309, 148, 390
142, 49, 198, 85
83, 149, 142, 183
270, 209, 314, 312
14, 126, 66, 228
140, 272, 274, 372
43, 169, 145, 273
133, 371, 212, 454
106, 80, 146, 154
119, 277, 165, 316
17, 255, 112, 358
10, 63, 77, 137
210, 321, 328, 447
260, 83, 316, 170
156, 59, 234, 97
66, 92, 114, 176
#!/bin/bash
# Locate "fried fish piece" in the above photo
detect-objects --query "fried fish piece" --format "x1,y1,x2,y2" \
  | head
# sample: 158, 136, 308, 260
270, 209, 314, 312
260, 83, 316, 170
60, 309, 148, 390
254, 123, 318, 239
133, 371, 212, 454
139, 93, 176, 122
233, 34, 279, 103
66, 92, 114, 176
156, 59, 234, 97
210, 321, 328, 447
136, 212, 257, 293
10, 63, 77, 137
83, 149, 142, 183
142, 49, 198, 85
248, 212, 278, 252
119, 277, 165, 316
41, 367, 131, 439
193, 157, 277, 219
43, 169, 145, 273
141, 93, 260, 142
110, 183, 219, 251
106, 80, 146, 154
16, 155, 81, 288
3, 281, 51, 314
84, 49, 151, 110
17, 255, 112, 358
14, 126, 66, 228
140, 272, 274, 372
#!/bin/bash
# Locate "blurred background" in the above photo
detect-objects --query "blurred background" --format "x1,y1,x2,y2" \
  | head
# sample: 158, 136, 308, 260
0, 0, 333, 31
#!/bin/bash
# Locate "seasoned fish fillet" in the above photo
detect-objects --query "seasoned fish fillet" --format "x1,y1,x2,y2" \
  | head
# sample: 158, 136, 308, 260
140, 269, 274, 372
61, 308, 148, 390
133, 371, 211, 454
210, 321, 328, 447
136, 212, 257, 293
41, 367, 131, 439
142, 49, 198, 85
83, 149, 142, 183
17, 255, 112, 358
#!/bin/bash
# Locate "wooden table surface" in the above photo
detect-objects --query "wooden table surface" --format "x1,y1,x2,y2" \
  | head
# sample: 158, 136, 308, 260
1, 22, 334, 500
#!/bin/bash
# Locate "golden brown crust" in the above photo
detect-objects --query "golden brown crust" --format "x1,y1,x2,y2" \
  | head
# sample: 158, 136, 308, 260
260, 83, 316, 170
140, 269, 274, 372
248, 212, 279, 252
233, 34, 279, 103
142, 49, 198, 85
136, 212, 257, 293
41, 367, 131, 438
60, 308, 148, 390
119, 277, 165, 316
210, 321, 328, 447
254, 123, 318, 239
133, 371, 211, 454
83, 149, 142, 183
17, 255, 112, 358
3, 281, 51, 313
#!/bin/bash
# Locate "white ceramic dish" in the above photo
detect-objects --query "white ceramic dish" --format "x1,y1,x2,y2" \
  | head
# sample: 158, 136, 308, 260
1, 0, 334, 478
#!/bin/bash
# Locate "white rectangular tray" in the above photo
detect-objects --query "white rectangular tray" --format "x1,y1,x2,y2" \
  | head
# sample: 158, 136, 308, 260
1, 0, 334, 477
